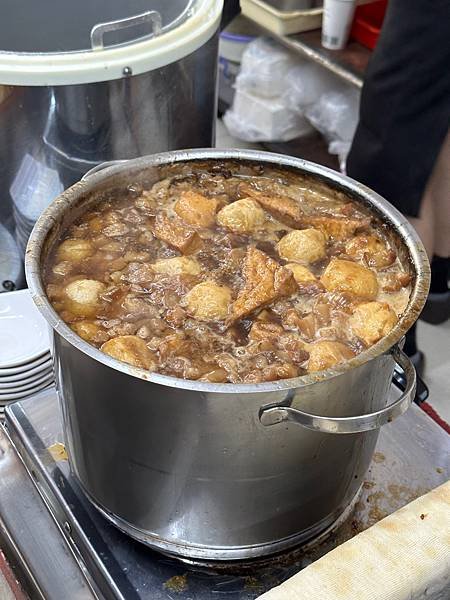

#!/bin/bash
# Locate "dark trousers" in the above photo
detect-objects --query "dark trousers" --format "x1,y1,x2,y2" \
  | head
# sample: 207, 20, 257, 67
347, 0, 450, 217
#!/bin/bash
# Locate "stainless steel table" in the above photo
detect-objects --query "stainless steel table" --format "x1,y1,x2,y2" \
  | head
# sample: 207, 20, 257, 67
0, 388, 448, 599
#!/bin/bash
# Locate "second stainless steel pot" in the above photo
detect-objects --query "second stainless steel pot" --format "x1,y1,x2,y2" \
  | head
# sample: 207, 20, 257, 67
0, 0, 222, 264
26, 150, 429, 560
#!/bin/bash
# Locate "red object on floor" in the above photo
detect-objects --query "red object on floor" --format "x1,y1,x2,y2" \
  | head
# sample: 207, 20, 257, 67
350, 0, 388, 50
0, 550, 27, 600
420, 402, 450, 435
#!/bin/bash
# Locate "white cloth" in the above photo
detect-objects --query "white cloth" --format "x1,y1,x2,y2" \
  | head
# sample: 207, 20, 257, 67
258, 480, 450, 600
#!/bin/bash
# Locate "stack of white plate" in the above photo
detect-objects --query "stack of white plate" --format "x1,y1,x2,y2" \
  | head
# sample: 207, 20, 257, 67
0, 289, 54, 415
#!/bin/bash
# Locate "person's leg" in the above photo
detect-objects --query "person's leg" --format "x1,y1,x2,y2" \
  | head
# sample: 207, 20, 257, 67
408, 130, 450, 262
408, 183, 435, 260
417, 131, 450, 324
430, 131, 450, 260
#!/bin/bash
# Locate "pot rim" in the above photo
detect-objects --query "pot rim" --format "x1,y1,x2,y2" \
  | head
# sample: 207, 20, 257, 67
25, 148, 430, 394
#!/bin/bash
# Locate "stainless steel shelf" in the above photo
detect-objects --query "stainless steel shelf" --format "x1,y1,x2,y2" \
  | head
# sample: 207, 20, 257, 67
257, 26, 370, 88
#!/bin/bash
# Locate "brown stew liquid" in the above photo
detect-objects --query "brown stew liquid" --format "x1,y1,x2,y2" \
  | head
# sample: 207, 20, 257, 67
44, 165, 411, 383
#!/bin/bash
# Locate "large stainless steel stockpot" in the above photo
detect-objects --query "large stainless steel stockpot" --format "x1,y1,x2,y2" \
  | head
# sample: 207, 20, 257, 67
26, 150, 430, 561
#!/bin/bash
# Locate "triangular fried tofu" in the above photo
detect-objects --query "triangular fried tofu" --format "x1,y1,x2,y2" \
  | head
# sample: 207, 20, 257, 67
231, 247, 297, 321
241, 183, 305, 228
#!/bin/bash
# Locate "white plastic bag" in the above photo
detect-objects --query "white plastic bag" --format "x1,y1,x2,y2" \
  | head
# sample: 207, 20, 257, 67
236, 37, 298, 98
285, 62, 342, 109
305, 88, 360, 169
223, 35, 360, 154
224, 37, 314, 142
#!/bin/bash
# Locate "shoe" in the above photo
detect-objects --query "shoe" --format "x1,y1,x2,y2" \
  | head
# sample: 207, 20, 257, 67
420, 290, 450, 325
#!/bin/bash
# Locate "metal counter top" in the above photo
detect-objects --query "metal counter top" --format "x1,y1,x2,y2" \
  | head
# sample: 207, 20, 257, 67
0, 388, 449, 599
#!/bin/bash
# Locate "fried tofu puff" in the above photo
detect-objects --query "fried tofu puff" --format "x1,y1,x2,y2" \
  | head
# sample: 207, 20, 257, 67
184, 281, 232, 321
151, 256, 201, 276
277, 229, 327, 264
70, 321, 108, 343
320, 258, 378, 300
56, 239, 94, 262
101, 335, 157, 370
285, 264, 317, 285
345, 234, 396, 269
216, 198, 266, 234
350, 301, 398, 345
63, 279, 106, 317
307, 340, 355, 372
174, 190, 220, 228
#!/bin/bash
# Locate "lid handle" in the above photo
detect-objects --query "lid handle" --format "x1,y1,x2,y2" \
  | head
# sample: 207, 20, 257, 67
90, 10, 162, 51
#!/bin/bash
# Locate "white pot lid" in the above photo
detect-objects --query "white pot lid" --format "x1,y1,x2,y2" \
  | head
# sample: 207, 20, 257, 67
0, 0, 223, 86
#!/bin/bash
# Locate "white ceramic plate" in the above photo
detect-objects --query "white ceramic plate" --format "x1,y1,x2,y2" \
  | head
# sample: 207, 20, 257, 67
0, 289, 51, 368
0, 373, 54, 401
0, 356, 53, 382
0, 367, 53, 390
0, 351, 52, 377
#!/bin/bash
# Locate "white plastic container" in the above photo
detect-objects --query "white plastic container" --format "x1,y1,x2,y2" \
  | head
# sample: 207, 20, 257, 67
218, 16, 258, 107
241, 0, 323, 36
322, 0, 357, 50
224, 87, 314, 141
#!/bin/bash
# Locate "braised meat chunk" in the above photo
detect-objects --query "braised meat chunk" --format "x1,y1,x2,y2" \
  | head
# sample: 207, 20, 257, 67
304, 215, 369, 240
241, 184, 304, 228
345, 234, 396, 269
151, 214, 203, 254
45, 162, 411, 382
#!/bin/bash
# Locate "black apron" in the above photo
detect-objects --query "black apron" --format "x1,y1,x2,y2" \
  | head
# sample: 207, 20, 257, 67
347, 0, 450, 217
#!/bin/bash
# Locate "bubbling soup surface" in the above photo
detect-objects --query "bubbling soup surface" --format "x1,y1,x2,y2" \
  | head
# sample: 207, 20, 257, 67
44, 162, 411, 383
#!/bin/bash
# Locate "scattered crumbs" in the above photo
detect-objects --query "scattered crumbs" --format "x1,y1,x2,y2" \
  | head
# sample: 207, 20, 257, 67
244, 576, 263, 591
47, 442, 68, 462
366, 491, 389, 525
436, 467, 443, 474
350, 519, 362, 535
373, 452, 385, 464
363, 481, 375, 490
163, 574, 188, 593
420, 513, 427, 520
387, 484, 426, 505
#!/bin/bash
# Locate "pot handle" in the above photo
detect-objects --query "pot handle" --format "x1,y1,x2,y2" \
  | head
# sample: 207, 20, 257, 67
259, 347, 416, 434
90, 11, 162, 51
81, 160, 129, 181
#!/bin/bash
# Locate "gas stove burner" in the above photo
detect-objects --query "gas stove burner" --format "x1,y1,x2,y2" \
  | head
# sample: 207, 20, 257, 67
2, 388, 448, 600
159, 490, 362, 572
